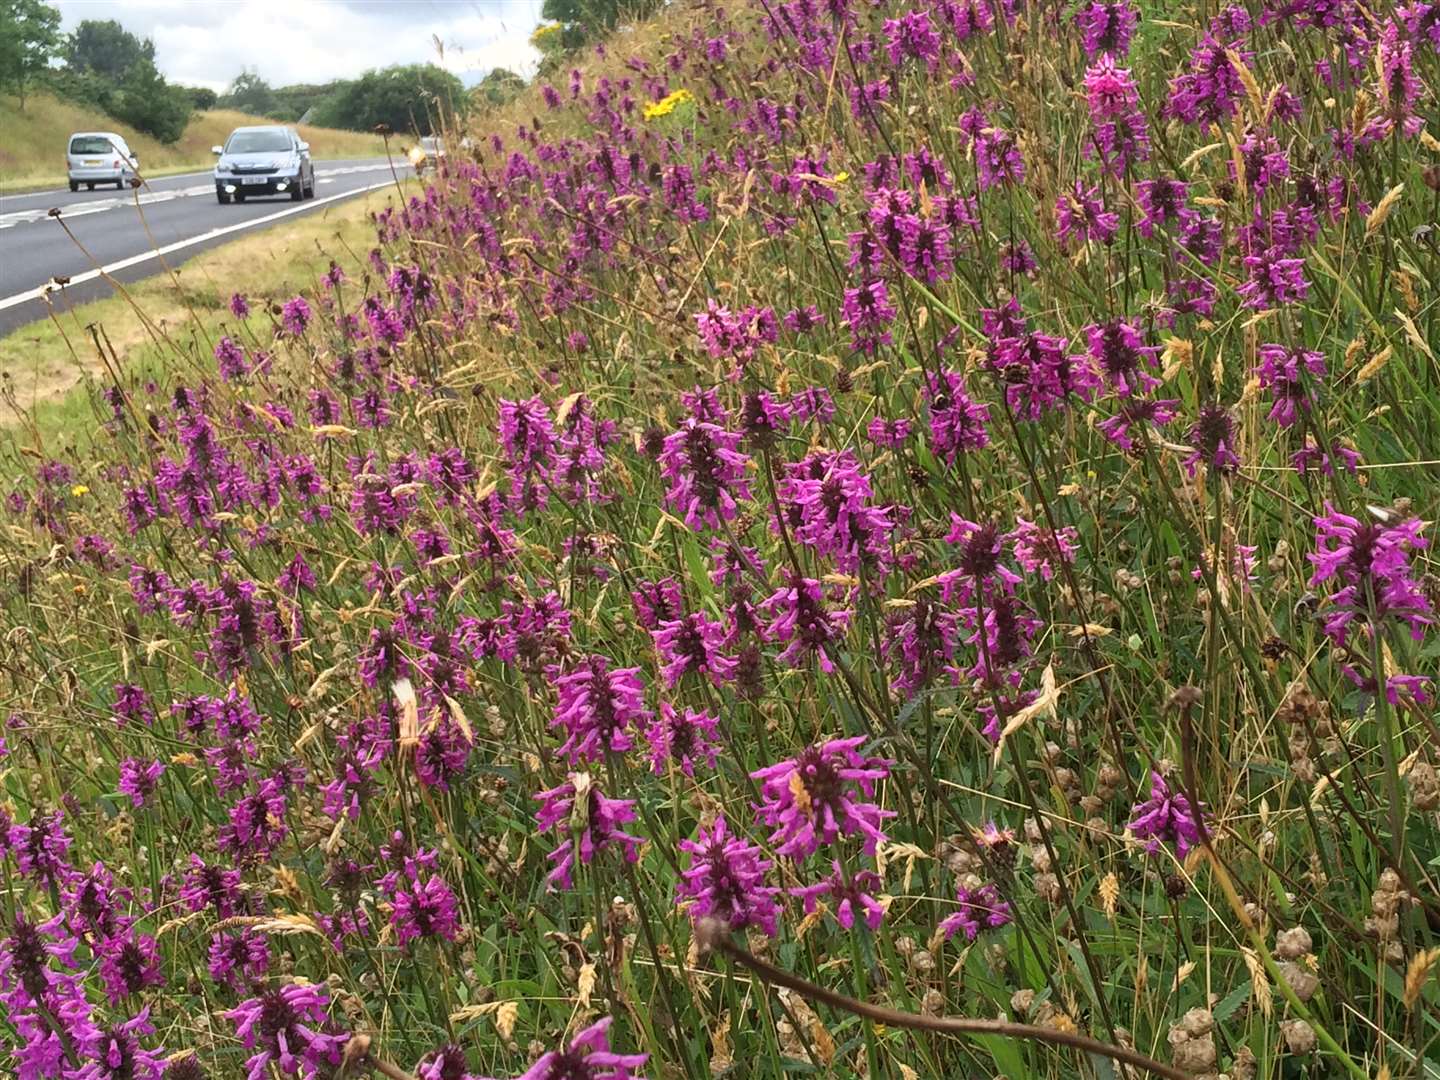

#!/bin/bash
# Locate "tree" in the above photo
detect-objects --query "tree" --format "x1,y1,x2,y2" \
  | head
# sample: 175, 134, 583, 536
540, 0, 659, 45
475, 67, 525, 108
65, 19, 154, 80
186, 85, 218, 110
0, 0, 62, 109
221, 70, 278, 117
312, 64, 463, 136
112, 59, 192, 143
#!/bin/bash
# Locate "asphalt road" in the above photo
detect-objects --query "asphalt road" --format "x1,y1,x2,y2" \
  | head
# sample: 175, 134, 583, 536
0, 158, 411, 336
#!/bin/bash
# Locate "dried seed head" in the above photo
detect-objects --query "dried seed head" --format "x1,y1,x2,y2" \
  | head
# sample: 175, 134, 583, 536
1274, 926, 1312, 960
1280, 1019, 1317, 1054
1167, 1007, 1216, 1073
1409, 760, 1440, 811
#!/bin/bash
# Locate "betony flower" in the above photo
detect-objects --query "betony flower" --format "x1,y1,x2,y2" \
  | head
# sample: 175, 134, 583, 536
751, 736, 894, 859
658, 420, 753, 530
1128, 770, 1208, 859
792, 861, 887, 930
676, 816, 781, 936
534, 774, 644, 890
481, 1016, 646, 1080
551, 655, 649, 764
938, 880, 1012, 940
226, 983, 349, 1080
645, 704, 721, 777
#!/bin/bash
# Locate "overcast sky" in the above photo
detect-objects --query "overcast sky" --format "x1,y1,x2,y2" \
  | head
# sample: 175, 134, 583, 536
52, 0, 543, 91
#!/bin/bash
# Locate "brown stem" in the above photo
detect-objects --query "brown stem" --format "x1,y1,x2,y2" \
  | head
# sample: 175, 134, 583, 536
700, 920, 1191, 1080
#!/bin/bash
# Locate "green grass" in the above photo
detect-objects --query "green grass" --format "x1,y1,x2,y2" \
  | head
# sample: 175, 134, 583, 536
0, 92, 390, 192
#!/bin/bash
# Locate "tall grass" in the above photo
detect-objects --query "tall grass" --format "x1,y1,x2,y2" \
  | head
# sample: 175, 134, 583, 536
0, 1, 1438, 1078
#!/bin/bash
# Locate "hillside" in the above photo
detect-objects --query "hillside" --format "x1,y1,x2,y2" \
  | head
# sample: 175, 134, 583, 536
0, 92, 389, 189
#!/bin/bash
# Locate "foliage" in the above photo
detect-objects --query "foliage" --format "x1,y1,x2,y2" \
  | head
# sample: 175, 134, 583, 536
5, 1, 1440, 1080
64, 18, 154, 79
186, 85, 218, 110
109, 58, 192, 143
0, 0, 61, 107
474, 66, 526, 108
541, 0, 662, 44
310, 62, 464, 135
219, 69, 279, 117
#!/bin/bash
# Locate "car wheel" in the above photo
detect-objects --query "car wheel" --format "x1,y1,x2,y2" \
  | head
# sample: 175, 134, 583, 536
69, 181, 79, 193
289, 179, 303, 202
116, 179, 125, 189
217, 190, 232, 205
305, 175, 316, 199
86, 182, 95, 191
234, 192, 246, 203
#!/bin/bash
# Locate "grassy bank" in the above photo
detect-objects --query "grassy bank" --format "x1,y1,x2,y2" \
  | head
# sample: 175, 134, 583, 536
0, 93, 389, 191
0, 185, 397, 439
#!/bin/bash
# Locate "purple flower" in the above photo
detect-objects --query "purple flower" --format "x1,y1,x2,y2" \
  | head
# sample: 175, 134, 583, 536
974, 124, 1025, 190
793, 861, 887, 930
551, 655, 649, 764
759, 574, 852, 672
1128, 770, 1208, 859
1055, 181, 1118, 247
1309, 504, 1432, 651
631, 578, 683, 630
885, 8, 942, 69
866, 417, 912, 448
227, 983, 349, 1080
645, 703, 721, 777
380, 855, 462, 948
1238, 246, 1310, 308
938, 880, 1012, 940
1135, 178, 1193, 238
1184, 403, 1241, 476
1097, 397, 1180, 452
117, 758, 164, 808
658, 420, 752, 530
208, 929, 271, 991
778, 452, 893, 575
1085, 319, 1160, 397
1292, 439, 1361, 477
841, 279, 896, 355
1076, 0, 1137, 55
924, 369, 991, 462
229, 293, 250, 318
214, 336, 249, 381
751, 736, 894, 859
676, 816, 781, 935
534, 775, 644, 890
1010, 518, 1079, 582
652, 611, 735, 687
484, 1016, 646, 1080
1255, 344, 1326, 427
883, 597, 960, 696
71, 1011, 166, 1080
98, 932, 164, 1003
280, 296, 312, 336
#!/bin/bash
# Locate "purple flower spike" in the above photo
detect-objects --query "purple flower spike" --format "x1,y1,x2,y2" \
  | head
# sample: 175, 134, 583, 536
676, 816, 782, 936
483, 1016, 646, 1080
750, 736, 895, 859
226, 982, 349, 1080
1128, 770, 1208, 859
792, 860, 887, 931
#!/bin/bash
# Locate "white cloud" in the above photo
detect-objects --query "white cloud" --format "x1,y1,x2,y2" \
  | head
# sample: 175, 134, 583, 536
51, 0, 543, 91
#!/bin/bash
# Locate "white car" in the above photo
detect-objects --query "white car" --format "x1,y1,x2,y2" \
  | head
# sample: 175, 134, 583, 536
67, 132, 139, 192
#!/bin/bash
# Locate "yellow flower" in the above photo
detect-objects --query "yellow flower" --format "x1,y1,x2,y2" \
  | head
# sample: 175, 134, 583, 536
529, 22, 562, 45
833, 171, 850, 183
643, 88, 695, 121
70, 485, 89, 497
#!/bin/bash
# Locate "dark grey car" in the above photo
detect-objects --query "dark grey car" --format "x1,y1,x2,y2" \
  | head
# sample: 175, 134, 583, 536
213, 126, 316, 204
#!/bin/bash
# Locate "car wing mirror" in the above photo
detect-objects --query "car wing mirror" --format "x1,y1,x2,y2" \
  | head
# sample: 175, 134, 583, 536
211, 145, 224, 154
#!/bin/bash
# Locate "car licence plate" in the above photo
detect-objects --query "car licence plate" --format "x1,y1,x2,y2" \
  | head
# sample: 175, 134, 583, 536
241, 176, 268, 185
83, 159, 101, 166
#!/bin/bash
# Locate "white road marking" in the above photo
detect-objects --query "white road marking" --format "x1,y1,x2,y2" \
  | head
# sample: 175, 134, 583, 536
0, 163, 406, 229
0, 179, 397, 313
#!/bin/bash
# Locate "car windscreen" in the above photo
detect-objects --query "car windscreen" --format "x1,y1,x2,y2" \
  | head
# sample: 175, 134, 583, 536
225, 132, 292, 154
421, 138, 443, 153
70, 136, 116, 155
